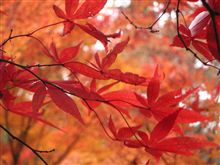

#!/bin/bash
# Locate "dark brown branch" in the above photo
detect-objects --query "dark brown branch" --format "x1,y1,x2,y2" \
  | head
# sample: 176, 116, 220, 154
175, 0, 220, 75
83, 99, 115, 140
121, 0, 171, 33
0, 59, 148, 105
13, 118, 33, 164
26, 63, 64, 68
0, 59, 145, 147
3, 111, 15, 163
0, 59, 46, 84
106, 102, 145, 146
201, 0, 220, 59
122, 0, 220, 74
148, 0, 171, 29
201, 0, 220, 16
0, 125, 54, 165
0, 21, 65, 47
84, 98, 146, 149
35, 149, 55, 153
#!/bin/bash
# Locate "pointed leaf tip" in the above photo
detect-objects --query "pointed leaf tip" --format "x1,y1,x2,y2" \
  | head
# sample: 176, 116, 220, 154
47, 84, 84, 124
147, 66, 160, 105
59, 43, 81, 63
53, 5, 66, 19
108, 115, 117, 137
150, 109, 181, 143
102, 37, 129, 70
32, 84, 46, 113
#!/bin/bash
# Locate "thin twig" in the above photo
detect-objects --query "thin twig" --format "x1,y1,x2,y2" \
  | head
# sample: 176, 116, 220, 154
0, 21, 65, 47
83, 99, 116, 140
3, 111, 15, 163
0, 58, 150, 146
26, 63, 64, 68
201, 0, 220, 59
175, 0, 220, 75
121, 0, 171, 33
0, 125, 54, 165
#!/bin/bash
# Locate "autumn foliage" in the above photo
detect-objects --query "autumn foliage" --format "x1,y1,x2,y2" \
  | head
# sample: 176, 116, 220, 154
0, 0, 220, 165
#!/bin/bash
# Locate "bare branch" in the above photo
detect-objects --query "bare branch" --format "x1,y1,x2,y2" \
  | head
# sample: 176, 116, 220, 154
0, 21, 65, 47
0, 125, 54, 165
121, 0, 171, 33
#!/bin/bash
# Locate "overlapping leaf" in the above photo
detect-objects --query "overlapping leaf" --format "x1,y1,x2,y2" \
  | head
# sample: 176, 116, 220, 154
46, 42, 80, 63
47, 84, 84, 124
108, 116, 141, 140
32, 83, 46, 113
150, 109, 181, 144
